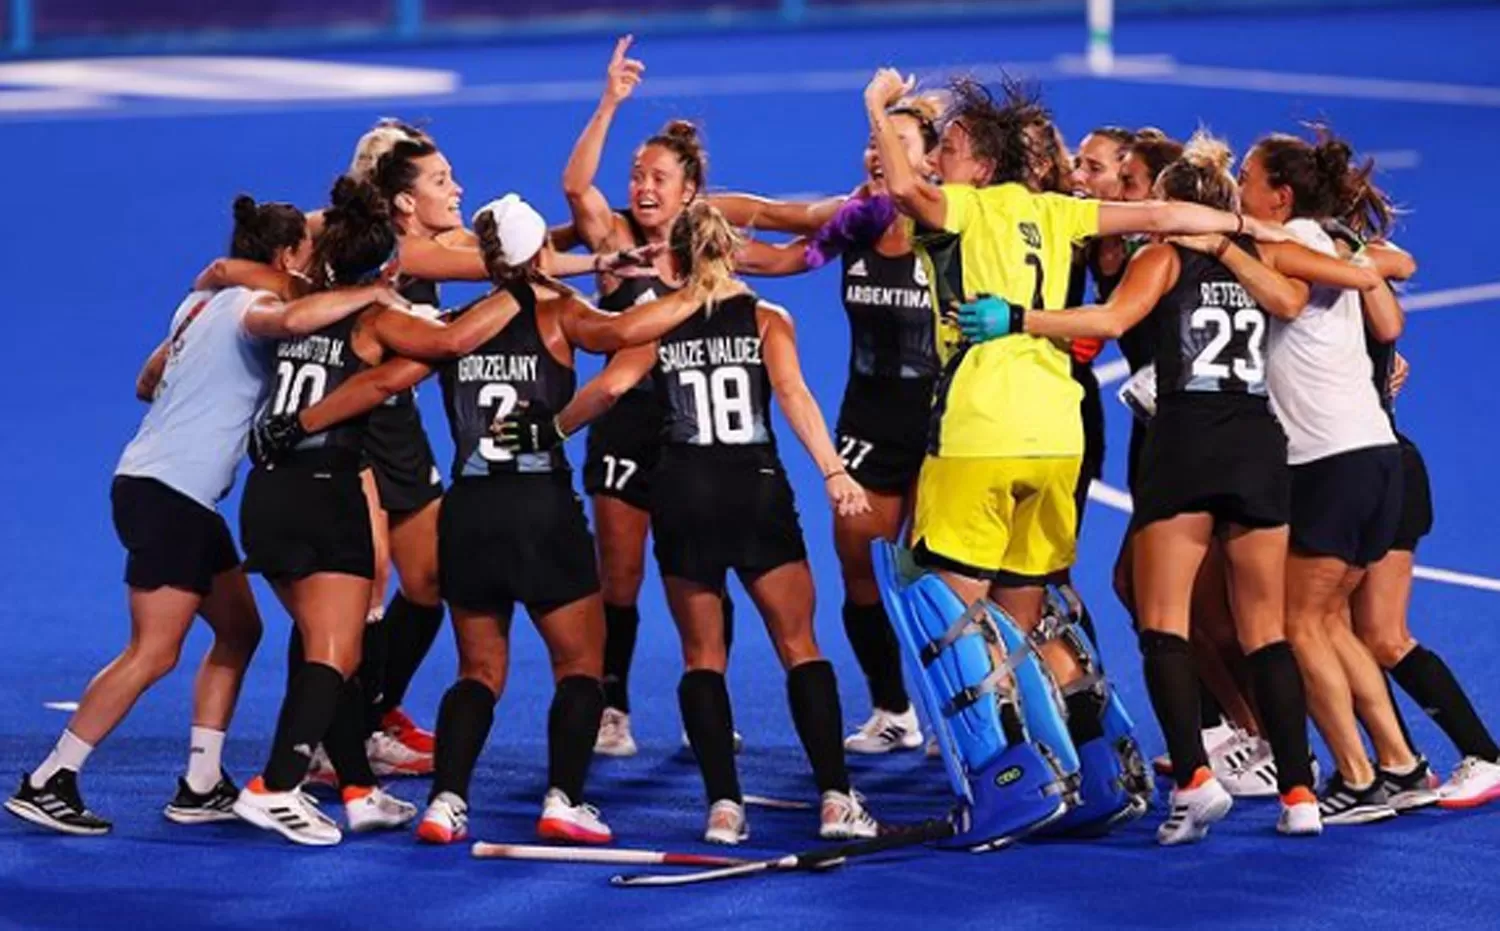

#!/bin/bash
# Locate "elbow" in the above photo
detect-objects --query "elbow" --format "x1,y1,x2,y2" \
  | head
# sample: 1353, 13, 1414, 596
561, 173, 591, 202
887, 178, 919, 210
1371, 315, 1404, 344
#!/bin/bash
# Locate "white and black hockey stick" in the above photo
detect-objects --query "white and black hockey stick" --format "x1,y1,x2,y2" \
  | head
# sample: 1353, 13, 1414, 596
472, 842, 749, 869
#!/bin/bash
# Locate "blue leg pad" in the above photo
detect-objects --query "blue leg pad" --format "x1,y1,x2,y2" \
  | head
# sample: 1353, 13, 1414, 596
941, 743, 1071, 852
990, 608, 1081, 784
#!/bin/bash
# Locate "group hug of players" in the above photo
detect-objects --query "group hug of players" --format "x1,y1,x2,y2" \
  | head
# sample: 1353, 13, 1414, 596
8, 37, 1500, 851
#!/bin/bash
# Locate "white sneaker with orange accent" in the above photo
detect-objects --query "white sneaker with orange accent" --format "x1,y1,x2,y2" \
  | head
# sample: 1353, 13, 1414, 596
1438, 757, 1500, 809
302, 745, 338, 789
819, 790, 878, 840
416, 792, 469, 845
537, 789, 612, 845
1157, 768, 1233, 846
704, 799, 748, 846
343, 785, 418, 833
381, 707, 435, 755
1277, 786, 1322, 836
367, 731, 433, 777
594, 708, 638, 758
233, 777, 342, 846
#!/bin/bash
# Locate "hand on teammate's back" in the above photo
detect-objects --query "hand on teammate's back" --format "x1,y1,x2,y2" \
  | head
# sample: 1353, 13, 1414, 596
957, 294, 1023, 342
494, 401, 566, 454
250, 413, 307, 465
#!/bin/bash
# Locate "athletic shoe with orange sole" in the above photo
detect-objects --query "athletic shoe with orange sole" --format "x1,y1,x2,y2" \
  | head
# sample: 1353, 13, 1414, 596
381, 707, 435, 755
537, 789, 612, 845
416, 792, 468, 844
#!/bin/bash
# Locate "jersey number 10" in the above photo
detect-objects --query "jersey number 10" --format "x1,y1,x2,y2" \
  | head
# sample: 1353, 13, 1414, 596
680, 366, 755, 445
269, 361, 328, 417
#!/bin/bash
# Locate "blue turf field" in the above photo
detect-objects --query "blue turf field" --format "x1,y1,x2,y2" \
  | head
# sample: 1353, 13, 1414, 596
2, 5, 1499, 928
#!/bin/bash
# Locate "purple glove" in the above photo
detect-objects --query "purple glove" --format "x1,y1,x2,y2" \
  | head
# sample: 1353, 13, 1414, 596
803, 194, 897, 269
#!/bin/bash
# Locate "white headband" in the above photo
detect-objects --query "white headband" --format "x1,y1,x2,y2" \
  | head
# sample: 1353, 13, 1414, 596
471, 194, 546, 268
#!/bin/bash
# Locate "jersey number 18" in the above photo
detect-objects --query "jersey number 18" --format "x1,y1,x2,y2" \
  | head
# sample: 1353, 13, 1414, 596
680, 366, 755, 445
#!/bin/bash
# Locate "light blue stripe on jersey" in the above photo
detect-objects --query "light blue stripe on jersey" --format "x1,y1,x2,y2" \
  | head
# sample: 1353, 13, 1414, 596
115, 287, 273, 510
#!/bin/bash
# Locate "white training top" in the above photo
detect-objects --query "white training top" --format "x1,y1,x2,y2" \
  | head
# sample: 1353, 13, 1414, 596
115, 287, 274, 509
1266, 219, 1396, 465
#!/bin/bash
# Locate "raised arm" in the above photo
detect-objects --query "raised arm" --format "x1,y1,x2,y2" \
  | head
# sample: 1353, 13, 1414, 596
367, 289, 521, 360
556, 288, 701, 354
563, 36, 642, 251
1097, 201, 1289, 243
241, 284, 401, 340
396, 235, 489, 282
760, 305, 870, 517
864, 70, 945, 230
1020, 245, 1176, 340
195, 258, 307, 299
707, 193, 850, 236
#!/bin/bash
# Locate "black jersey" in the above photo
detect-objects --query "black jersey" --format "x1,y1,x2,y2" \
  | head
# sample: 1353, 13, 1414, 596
597, 210, 677, 395
1098, 237, 1158, 372
1154, 238, 1270, 399
261, 313, 368, 461
840, 248, 939, 379
440, 283, 575, 477
363, 277, 439, 460
652, 292, 775, 448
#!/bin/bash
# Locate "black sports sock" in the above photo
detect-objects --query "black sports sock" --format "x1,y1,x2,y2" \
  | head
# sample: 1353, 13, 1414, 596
264, 662, 345, 792
286, 627, 305, 689
1247, 641, 1314, 793
380, 595, 444, 713
1139, 630, 1208, 790
787, 660, 851, 795
601, 604, 641, 713
1064, 688, 1106, 747
360, 617, 390, 735
842, 601, 911, 715
1392, 645, 1500, 763
1198, 679, 1225, 729
548, 676, 605, 802
679, 670, 742, 804
324, 677, 378, 789
431, 678, 496, 802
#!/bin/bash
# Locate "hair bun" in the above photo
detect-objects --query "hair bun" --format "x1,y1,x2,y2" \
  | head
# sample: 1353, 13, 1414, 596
232, 194, 259, 226
328, 175, 387, 222
660, 119, 701, 146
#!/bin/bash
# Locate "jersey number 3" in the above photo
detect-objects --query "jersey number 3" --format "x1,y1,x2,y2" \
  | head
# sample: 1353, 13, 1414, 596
1190, 307, 1265, 384
477, 383, 521, 462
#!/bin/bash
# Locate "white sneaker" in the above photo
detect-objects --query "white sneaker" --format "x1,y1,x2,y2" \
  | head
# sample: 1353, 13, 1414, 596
844, 707, 923, 755
1438, 756, 1500, 810
1208, 728, 1261, 781
537, 788, 612, 845
416, 792, 469, 845
1157, 771, 1234, 846
681, 729, 745, 754
819, 790, 879, 840
594, 709, 638, 758
704, 799, 749, 846
366, 731, 433, 777
344, 786, 417, 833
1220, 740, 1280, 798
233, 778, 342, 846
1277, 788, 1323, 837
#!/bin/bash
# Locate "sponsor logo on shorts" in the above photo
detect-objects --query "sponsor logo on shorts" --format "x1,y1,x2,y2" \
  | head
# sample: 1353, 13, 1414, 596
994, 765, 1024, 789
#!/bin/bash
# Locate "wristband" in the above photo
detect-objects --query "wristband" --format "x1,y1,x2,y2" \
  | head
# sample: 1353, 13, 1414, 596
1213, 236, 1231, 260
1234, 212, 1245, 236
1009, 302, 1026, 336
823, 469, 847, 481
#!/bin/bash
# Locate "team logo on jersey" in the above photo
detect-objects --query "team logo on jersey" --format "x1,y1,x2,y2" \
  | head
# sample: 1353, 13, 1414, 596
1018, 221, 1043, 250
847, 259, 868, 278
632, 289, 659, 306
911, 257, 929, 287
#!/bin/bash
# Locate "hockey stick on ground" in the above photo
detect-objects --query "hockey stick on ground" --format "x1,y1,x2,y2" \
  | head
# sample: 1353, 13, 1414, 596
609, 817, 956, 887
743, 794, 814, 810
472, 842, 749, 868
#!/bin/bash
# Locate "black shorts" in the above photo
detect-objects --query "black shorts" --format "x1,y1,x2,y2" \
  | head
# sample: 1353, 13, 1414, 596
439, 473, 600, 614
583, 389, 663, 511
651, 446, 807, 589
240, 455, 375, 581
1075, 359, 1105, 532
835, 373, 934, 494
1391, 433, 1434, 553
1133, 394, 1290, 531
111, 475, 240, 596
1290, 444, 1402, 567
1126, 418, 1148, 501
363, 394, 443, 516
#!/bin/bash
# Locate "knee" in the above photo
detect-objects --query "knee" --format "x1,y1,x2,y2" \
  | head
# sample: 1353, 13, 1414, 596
458, 656, 506, 694
773, 630, 822, 670
550, 637, 603, 681
599, 551, 645, 605
126, 642, 183, 683
1361, 632, 1416, 670
399, 569, 441, 609
216, 616, 263, 659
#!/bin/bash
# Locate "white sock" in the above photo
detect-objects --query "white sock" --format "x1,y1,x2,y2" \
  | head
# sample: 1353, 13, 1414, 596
186, 727, 225, 794
30, 730, 93, 789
